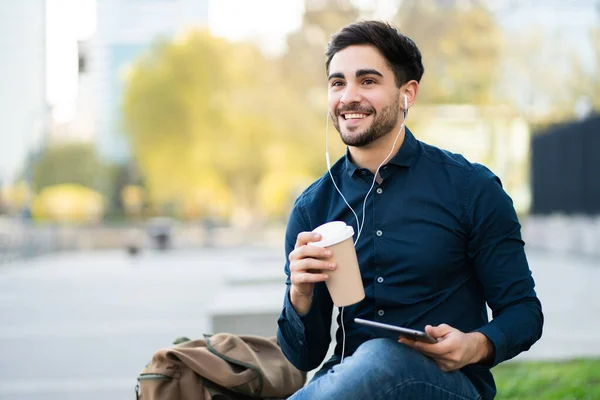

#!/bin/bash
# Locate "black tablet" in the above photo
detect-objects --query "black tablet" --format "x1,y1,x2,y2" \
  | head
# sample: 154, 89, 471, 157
354, 318, 437, 344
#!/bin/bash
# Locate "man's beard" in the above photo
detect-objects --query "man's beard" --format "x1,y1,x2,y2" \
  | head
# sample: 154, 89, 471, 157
333, 97, 400, 147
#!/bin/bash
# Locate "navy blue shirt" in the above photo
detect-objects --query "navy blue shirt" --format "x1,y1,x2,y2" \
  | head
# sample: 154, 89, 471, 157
276, 128, 543, 399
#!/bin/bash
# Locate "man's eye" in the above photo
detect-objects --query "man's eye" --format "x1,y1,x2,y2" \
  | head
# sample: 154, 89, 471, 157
331, 81, 344, 87
363, 79, 376, 85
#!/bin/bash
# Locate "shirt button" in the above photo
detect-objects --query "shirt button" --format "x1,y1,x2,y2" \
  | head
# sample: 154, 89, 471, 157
377, 277, 384, 283
299, 340, 304, 345
378, 310, 385, 316
376, 230, 383, 237
376, 188, 383, 194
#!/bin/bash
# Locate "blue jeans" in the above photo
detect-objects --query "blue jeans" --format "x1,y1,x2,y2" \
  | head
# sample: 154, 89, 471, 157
288, 338, 481, 400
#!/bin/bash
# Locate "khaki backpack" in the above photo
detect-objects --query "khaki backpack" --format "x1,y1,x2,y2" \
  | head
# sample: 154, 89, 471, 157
136, 333, 306, 400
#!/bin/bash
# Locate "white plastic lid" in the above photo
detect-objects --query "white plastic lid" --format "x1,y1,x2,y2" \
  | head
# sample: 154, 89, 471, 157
309, 221, 355, 248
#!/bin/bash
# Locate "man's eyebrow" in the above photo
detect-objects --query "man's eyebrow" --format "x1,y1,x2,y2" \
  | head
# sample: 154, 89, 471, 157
356, 68, 383, 78
328, 69, 383, 81
328, 72, 344, 81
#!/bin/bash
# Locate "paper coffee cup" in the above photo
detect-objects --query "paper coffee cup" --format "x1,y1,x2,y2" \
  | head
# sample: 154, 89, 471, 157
309, 221, 365, 307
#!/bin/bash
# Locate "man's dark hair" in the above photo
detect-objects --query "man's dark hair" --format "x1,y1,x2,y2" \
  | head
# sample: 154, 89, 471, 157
325, 20, 424, 88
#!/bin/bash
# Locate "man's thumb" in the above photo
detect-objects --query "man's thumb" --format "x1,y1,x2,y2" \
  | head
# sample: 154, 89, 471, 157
426, 323, 454, 338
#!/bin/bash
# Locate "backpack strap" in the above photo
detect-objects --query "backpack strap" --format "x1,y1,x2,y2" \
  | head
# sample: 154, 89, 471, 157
204, 334, 264, 396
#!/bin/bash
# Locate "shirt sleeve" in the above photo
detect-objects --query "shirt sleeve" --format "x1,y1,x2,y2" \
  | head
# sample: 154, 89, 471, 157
276, 199, 334, 372
466, 165, 544, 367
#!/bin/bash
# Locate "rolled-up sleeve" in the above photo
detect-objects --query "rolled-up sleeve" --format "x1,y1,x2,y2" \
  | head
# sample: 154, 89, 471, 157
466, 165, 544, 367
277, 200, 334, 371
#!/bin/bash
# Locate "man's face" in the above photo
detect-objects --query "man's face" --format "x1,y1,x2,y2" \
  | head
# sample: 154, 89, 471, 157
328, 44, 402, 147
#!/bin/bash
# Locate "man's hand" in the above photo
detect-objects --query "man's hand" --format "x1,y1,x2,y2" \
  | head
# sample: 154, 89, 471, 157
288, 231, 337, 315
398, 324, 494, 372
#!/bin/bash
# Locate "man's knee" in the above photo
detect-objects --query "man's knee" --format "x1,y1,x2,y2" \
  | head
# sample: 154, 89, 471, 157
354, 338, 431, 375
355, 337, 404, 355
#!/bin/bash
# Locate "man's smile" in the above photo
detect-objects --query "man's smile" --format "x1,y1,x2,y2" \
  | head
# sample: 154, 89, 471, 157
342, 113, 369, 120
338, 110, 374, 127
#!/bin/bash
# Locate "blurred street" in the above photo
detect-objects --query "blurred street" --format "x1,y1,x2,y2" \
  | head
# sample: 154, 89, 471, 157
0, 246, 598, 400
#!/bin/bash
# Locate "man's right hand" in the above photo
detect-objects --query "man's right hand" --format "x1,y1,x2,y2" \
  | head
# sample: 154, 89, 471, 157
288, 231, 337, 315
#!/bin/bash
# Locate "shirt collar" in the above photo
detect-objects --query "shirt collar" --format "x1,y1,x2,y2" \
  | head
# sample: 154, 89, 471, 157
344, 127, 419, 177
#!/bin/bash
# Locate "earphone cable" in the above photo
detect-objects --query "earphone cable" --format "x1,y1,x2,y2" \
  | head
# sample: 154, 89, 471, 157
340, 306, 346, 363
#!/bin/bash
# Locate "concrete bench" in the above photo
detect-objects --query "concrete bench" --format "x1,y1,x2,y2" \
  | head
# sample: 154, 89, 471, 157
208, 282, 284, 337
208, 256, 285, 337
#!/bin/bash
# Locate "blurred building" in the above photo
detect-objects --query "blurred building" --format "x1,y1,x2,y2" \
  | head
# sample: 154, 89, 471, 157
0, 1, 48, 182
48, 40, 96, 145
531, 114, 600, 216
523, 115, 600, 258
86, 0, 209, 163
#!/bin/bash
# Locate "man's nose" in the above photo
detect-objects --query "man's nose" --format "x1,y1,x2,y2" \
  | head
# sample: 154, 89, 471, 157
340, 84, 362, 105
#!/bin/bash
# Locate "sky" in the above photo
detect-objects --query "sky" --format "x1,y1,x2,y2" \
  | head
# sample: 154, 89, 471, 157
208, 0, 399, 55
208, 0, 305, 56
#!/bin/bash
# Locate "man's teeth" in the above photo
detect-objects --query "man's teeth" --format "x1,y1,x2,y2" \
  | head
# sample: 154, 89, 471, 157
344, 113, 368, 120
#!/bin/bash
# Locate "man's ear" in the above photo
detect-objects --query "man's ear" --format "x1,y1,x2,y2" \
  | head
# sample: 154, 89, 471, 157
401, 80, 419, 110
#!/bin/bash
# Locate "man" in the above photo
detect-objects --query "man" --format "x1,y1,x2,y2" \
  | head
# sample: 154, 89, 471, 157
276, 20, 543, 400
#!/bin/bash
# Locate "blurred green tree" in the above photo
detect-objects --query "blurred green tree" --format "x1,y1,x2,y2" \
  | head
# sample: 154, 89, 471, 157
500, 23, 599, 127
394, 0, 504, 105
281, 0, 359, 95
570, 26, 600, 117
278, 0, 361, 173
31, 143, 108, 192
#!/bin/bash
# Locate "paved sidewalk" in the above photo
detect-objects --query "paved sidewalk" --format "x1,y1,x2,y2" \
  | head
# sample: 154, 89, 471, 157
513, 249, 600, 361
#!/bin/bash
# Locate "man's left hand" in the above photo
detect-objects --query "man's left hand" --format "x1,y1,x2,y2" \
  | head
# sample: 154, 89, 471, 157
398, 324, 493, 372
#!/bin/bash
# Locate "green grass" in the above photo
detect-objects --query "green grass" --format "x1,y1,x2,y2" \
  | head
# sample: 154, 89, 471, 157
493, 358, 600, 400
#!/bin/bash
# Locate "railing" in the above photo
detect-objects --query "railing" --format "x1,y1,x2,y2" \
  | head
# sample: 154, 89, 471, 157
0, 217, 286, 265
523, 215, 600, 257
3, 214, 597, 265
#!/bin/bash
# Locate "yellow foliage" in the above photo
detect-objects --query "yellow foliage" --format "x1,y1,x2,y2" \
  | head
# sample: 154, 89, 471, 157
257, 171, 315, 219
32, 184, 105, 224
179, 178, 233, 220
122, 29, 324, 221
1, 181, 32, 211
121, 185, 145, 214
